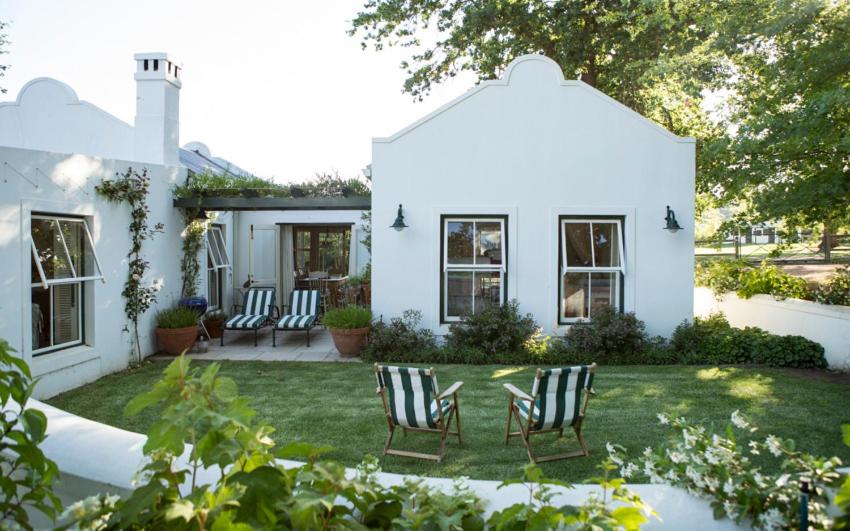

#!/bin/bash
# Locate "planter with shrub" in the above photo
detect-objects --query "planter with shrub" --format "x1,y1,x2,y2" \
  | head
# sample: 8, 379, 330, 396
202, 310, 227, 339
323, 305, 372, 357
155, 307, 199, 355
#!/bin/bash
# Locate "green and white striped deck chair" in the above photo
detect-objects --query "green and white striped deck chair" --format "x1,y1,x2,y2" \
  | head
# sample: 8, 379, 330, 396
374, 364, 464, 462
221, 287, 277, 347
504, 364, 597, 463
272, 290, 320, 347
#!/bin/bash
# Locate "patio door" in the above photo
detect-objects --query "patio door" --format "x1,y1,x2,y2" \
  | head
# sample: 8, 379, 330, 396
249, 225, 279, 297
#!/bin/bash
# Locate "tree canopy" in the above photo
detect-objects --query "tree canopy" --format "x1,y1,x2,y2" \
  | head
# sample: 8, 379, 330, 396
350, 0, 850, 232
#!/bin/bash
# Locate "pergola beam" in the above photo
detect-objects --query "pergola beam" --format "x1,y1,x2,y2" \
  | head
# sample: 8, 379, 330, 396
172, 196, 372, 211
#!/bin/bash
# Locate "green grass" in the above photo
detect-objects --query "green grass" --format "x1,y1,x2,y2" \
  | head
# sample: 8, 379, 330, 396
46, 361, 850, 483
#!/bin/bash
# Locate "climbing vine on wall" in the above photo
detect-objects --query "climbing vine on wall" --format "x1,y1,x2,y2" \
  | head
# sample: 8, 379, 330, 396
95, 167, 164, 364
178, 209, 207, 298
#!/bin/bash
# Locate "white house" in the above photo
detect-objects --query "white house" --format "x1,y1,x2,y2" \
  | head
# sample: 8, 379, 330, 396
371, 55, 695, 337
0, 53, 369, 398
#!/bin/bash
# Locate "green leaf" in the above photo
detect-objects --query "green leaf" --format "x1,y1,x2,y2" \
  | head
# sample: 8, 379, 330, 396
611, 506, 648, 531
164, 499, 196, 522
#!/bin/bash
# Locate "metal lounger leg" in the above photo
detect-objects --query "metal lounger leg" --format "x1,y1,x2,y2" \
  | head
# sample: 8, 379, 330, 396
306, 327, 310, 347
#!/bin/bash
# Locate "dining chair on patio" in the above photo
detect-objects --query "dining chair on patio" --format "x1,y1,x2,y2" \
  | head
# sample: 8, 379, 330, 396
503, 363, 597, 463
221, 287, 277, 347
273, 289, 320, 347
373, 364, 463, 462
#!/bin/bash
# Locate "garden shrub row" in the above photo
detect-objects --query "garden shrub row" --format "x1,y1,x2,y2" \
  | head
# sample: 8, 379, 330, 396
696, 259, 850, 306
362, 302, 827, 369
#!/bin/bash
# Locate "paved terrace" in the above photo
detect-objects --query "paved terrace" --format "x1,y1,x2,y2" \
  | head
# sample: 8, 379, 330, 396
153, 327, 357, 362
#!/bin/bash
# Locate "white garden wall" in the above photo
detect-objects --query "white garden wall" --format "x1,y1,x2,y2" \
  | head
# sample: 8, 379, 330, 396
29, 399, 746, 530
0, 145, 187, 398
371, 55, 695, 338
694, 287, 850, 369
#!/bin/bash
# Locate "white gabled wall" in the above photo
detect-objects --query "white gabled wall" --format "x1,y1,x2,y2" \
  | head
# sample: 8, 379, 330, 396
0, 145, 186, 398
371, 55, 695, 337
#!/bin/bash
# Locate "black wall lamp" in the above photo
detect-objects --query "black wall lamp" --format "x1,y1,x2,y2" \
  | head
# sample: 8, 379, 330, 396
390, 204, 408, 232
664, 205, 682, 233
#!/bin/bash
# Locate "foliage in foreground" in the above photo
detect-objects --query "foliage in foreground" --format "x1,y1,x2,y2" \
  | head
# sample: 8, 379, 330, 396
608, 411, 847, 530
59, 356, 651, 530
0, 339, 61, 529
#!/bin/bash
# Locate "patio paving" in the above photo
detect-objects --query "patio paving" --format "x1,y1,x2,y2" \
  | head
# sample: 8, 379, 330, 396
151, 327, 360, 362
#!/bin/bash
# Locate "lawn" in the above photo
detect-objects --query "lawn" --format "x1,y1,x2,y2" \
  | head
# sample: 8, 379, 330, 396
46, 361, 850, 483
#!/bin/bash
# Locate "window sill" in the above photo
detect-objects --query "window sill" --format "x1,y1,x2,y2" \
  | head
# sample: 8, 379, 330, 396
31, 345, 99, 377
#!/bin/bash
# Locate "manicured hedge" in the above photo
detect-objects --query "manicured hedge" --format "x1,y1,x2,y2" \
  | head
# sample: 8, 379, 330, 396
363, 304, 828, 369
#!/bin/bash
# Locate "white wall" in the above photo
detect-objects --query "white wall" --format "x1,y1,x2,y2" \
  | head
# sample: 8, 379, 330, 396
371, 55, 695, 337
694, 287, 850, 369
0, 145, 186, 398
233, 209, 371, 291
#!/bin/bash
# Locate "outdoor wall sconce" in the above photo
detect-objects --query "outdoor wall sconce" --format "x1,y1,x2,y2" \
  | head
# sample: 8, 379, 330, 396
664, 205, 682, 233
390, 204, 408, 232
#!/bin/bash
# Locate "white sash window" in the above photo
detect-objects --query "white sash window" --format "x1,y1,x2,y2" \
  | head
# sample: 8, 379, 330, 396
442, 216, 506, 322
30, 215, 103, 354
559, 218, 625, 323
206, 225, 230, 310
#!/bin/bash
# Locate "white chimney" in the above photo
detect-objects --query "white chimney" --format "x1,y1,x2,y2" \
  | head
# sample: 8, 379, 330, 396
133, 52, 181, 165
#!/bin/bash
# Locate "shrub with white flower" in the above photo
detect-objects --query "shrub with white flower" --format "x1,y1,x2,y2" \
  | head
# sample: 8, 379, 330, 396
606, 410, 844, 530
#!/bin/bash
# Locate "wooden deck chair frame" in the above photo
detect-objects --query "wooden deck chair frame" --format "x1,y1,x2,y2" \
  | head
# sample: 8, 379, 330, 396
374, 363, 464, 462
503, 363, 597, 463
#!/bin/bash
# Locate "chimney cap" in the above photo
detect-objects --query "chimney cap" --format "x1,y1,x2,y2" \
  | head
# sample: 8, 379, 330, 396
134, 52, 182, 88
134, 52, 181, 66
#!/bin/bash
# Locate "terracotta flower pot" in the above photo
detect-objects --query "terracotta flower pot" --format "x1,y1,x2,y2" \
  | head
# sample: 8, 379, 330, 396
156, 326, 198, 355
203, 319, 224, 339
329, 327, 370, 358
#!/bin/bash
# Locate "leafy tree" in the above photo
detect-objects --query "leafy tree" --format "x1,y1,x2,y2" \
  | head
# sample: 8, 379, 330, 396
704, 0, 850, 230
349, 0, 728, 141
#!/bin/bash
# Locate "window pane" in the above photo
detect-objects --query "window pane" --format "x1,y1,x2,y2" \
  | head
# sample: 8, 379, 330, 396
446, 271, 473, 318
212, 228, 229, 266
562, 272, 589, 319
52, 283, 80, 345
32, 218, 74, 281
318, 230, 350, 275
592, 222, 620, 268
31, 287, 50, 350
208, 268, 220, 309
58, 220, 87, 277
446, 221, 474, 264
564, 223, 592, 267
589, 272, 617, 316
473, 271, 502, 314
208, 231, 223, 267
476, 222, 502, 266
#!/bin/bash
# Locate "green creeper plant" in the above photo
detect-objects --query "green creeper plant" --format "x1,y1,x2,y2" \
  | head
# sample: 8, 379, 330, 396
0, 338, 61, 529
95, 167, 164, 365
177, 209, 206, 298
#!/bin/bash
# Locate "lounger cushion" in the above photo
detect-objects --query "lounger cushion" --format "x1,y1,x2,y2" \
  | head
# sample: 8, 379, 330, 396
275, 314, 316, 330
225, 314, 268, 330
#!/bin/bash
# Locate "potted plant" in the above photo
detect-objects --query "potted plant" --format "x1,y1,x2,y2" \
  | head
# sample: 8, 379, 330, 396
155, 307, 199, 355
322, 305, 372, 358
203, 310, 227, 339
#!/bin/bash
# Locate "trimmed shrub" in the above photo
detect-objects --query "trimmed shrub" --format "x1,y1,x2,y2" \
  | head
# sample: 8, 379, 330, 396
696, 258, 750, 297
562, 305, 647, 363
736, 263, 811, 300
361, 310, 438, 362
445, 300, 541, 358
322, 305, 372, 329
814, 265, 850, 306
672, 314, 826, 368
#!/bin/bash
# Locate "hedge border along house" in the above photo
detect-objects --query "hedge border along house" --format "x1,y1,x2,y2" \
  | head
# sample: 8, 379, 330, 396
371, 55, 695, 339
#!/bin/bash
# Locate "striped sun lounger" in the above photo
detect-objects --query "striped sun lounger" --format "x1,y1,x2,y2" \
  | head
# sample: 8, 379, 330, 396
374, 364, 464, 462
503, 363, 597, 463
221, 287, 276, 347
273, 290, 320, 347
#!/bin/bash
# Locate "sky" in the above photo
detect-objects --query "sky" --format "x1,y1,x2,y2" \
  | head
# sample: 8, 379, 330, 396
1, 0, 477, 182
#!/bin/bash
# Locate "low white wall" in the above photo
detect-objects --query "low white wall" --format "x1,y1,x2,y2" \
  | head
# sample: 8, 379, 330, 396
694, 287, 850, 369
29, 400, 745, 530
